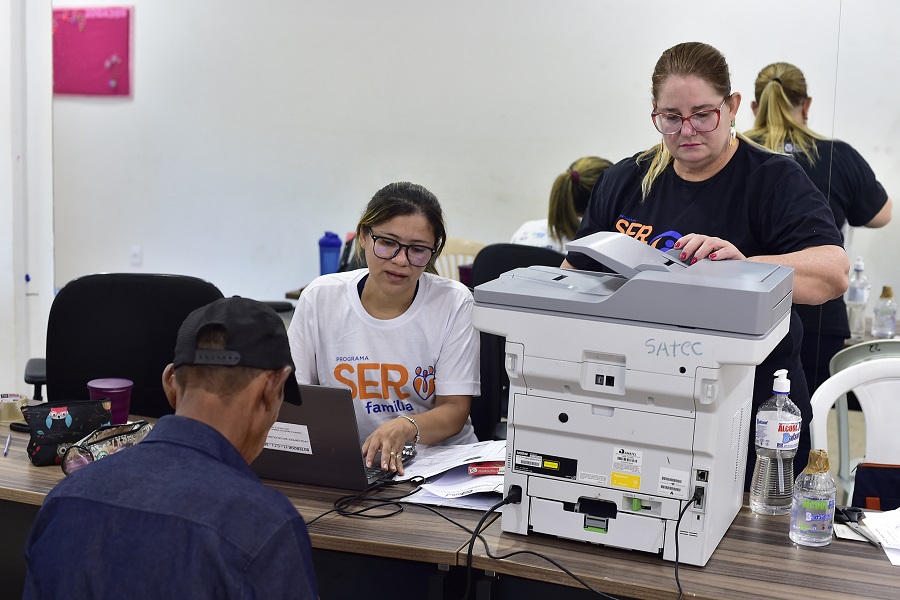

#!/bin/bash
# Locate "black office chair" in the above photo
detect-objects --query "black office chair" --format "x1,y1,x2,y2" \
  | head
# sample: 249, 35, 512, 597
468, 244, 566, 441
25, 273, 224, 418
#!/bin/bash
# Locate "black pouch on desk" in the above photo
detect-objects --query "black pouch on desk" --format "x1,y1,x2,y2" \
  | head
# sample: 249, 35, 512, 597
852, 462, 900, 511
20, 399, 112, 466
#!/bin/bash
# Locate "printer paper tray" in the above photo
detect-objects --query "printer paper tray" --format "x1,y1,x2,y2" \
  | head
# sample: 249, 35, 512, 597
530, 496, 665, 554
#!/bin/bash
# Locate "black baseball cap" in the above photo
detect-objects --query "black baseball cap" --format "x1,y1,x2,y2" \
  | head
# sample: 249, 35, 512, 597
173, 296, 301, 405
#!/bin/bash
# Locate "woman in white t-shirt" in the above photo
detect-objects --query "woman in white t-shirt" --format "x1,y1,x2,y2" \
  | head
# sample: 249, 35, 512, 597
288, 182, 479, 475
510, 156, 613, 252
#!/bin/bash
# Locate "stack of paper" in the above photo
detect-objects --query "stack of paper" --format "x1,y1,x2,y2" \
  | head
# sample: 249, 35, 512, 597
397, 440, 506, 510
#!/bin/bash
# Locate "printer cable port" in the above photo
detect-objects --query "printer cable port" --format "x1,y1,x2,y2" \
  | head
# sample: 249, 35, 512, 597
691, 485, 706, 512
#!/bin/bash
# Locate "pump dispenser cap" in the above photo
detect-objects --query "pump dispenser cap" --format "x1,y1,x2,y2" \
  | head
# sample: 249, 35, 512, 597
773, 369, 790, 393
854, 256, 865, 270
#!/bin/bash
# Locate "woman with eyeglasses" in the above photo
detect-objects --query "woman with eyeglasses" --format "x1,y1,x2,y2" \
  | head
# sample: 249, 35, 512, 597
288, 182, 479, 475
562, 42, 849, 485
745, 62, 892, 396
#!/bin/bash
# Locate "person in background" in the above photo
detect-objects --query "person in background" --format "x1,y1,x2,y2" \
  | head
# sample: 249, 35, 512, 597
511, 156, 613, 252
563, 42, 848, 485
745, 61, 892, 394
24, 297, 318, 599
289, 182, 479, 476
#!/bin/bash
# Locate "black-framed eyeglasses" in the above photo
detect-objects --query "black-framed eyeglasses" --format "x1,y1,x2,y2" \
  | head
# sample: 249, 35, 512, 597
651, 95, 730, 135
368, 230, 436, 268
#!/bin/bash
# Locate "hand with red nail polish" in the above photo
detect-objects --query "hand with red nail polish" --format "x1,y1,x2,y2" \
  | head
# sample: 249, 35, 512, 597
674, 233, 746, 263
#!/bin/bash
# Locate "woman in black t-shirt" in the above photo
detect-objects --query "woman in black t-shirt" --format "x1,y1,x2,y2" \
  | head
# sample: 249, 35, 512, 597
565, 42, 849, 486
745, 62, 892, 396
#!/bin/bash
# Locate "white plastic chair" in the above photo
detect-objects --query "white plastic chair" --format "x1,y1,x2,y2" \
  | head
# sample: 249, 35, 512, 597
434, 237, 485, 281
810, 356, 900, 505
827, 339, 900, 503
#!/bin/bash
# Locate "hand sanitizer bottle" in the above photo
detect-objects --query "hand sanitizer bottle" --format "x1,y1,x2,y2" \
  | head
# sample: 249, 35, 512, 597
789, 449, 836, 546
749, 370, 802, 515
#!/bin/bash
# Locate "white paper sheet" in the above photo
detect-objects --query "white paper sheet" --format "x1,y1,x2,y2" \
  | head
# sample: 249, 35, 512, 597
856, 508, 900, 566
418, 465, 504, 498
393, 441, 507, 511
403, 488, 503, 511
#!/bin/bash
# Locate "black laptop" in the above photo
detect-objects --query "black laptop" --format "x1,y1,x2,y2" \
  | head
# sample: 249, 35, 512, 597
251, 384, 405, 490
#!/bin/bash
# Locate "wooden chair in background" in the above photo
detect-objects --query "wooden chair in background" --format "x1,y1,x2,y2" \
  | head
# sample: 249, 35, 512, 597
435, 238, 485, 281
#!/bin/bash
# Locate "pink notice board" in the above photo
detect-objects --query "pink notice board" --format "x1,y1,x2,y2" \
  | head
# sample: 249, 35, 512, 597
53, 7, 132, 96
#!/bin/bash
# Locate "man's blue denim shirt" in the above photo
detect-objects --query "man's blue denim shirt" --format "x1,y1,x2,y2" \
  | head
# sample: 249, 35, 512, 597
23, 415, 318, 599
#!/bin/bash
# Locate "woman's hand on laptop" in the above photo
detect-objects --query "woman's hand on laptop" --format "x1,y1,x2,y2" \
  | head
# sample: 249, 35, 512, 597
362, 420, 414, 476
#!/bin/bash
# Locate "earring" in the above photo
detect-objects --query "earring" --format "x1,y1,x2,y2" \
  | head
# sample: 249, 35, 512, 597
730, 120, 736, 146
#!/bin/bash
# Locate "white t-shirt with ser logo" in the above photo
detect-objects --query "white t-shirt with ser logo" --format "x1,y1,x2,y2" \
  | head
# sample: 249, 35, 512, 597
288, 269, 479, 446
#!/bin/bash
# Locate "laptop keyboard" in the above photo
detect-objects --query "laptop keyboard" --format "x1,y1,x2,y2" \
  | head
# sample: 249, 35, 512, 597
365, 444, 417, 484
366, 466, 391, 484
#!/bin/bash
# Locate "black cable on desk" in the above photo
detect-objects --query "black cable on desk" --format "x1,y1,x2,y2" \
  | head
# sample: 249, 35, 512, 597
457, 484, 623, 600
674, 487, 704, 600
304, 478, 697, 600
459, 495, 512, 600
305, 481, 621, 599
305, 477, 425, 526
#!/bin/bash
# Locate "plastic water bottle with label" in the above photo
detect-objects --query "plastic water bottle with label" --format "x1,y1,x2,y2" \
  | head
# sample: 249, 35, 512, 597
749, 370, 802, 515
789, 449, 836, 546
871, 285, 897, 339
846, 256, 870, 340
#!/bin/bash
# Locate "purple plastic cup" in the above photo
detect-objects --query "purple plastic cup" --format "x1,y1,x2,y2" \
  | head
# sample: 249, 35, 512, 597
87, 378, 134, 425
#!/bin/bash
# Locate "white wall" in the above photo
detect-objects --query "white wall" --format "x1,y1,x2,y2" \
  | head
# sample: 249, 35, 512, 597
49, 0, 849, 302
0, 1, 20, 391
9, 0, 893, 391
1, 0, 54, 393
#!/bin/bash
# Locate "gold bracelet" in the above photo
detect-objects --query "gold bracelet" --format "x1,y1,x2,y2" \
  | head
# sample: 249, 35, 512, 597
398, 415, 420, 445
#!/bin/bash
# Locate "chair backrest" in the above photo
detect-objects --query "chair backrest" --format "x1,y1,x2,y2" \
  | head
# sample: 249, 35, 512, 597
810, 357, 900, 465
435, 237, 485, 281
45, 273, 224, 418
470, 243, 566, 287
467, 244, 566, 441
827, 339, 900, 495
829, 339, 900, 375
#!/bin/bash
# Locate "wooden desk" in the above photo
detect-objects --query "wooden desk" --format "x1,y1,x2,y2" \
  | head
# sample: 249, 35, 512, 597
0, 423, 492, 599
469, 499, 900, 600
0, 426, 62, 506
264, 478, 494, 567
6, 419, 898, 599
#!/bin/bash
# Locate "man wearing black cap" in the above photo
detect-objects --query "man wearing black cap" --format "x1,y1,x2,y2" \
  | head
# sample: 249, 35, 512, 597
24, 297, 318, 599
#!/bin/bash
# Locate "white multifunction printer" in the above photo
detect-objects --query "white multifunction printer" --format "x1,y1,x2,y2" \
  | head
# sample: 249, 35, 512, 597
472, 232, 794, 566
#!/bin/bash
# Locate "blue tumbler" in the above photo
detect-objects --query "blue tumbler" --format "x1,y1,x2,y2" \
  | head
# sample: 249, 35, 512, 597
319, 231, 342, 275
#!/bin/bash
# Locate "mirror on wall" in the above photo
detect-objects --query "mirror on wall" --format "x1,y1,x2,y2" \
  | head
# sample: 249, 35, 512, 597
832, 1, 898, 320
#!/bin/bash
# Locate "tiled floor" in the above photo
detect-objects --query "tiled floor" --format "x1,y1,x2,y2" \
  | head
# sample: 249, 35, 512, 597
825, 407, 866, 502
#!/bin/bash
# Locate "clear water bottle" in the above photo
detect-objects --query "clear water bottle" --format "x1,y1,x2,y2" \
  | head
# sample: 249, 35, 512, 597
846, 256, 871, 340
318, 231, 342, 275
789, 449, 836, 546
871, 285, 897, 339
749, 370, 802, 515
